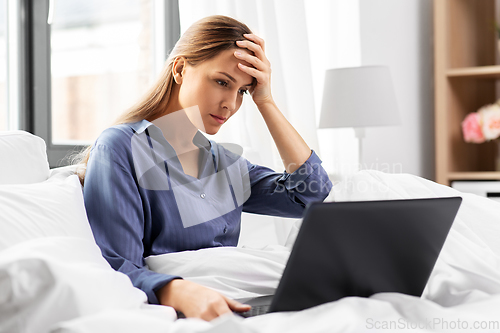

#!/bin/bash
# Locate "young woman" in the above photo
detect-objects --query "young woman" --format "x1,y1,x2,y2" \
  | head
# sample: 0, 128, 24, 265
79, 15, 332, 321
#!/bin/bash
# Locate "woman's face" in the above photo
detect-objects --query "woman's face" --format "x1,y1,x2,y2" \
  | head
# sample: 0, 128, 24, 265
175, 48, 255, 135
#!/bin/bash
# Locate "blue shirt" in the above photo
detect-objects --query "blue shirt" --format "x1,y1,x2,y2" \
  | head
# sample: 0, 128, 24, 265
83, 119, 332, 304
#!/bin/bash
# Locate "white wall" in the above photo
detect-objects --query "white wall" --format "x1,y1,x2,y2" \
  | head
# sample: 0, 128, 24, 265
359, 0, 434, 180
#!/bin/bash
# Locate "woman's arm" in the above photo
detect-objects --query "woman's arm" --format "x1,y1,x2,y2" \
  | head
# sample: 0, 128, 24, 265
255, 99, 312, 173
239, 150, 332, 217
84, 138, 179, 304
235, 34, 312, 174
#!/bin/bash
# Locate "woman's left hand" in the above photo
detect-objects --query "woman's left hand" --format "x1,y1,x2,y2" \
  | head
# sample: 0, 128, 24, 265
234, 33, 273, 107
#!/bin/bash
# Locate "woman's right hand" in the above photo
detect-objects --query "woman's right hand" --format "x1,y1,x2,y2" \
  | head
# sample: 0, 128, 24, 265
156, 279, 251, 321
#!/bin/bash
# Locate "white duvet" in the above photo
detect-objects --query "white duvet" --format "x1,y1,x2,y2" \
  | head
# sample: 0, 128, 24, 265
3, 170, 500, 333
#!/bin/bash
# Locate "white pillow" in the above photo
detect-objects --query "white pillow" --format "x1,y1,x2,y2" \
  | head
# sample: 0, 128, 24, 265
0, 174, 95, 250
0, 131, 50, 185
146, 245, 290, 300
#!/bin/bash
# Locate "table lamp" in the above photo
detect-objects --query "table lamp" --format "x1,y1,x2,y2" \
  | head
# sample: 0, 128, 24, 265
319, 66, 400, 168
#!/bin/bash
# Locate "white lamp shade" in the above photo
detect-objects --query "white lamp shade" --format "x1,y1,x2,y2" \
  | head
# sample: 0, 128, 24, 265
319, 66, 400, 129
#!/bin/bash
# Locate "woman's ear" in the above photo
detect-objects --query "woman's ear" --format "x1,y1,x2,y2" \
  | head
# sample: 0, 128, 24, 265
172, 57, 186, 84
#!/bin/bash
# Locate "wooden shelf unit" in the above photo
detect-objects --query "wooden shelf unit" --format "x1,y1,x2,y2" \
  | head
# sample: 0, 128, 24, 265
449, 172, 500, 181
447, 65, 500, 79
434, 0, 500, 185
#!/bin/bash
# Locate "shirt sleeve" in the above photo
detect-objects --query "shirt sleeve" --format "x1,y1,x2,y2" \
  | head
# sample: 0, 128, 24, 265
242, 149, 332, 218
83, 142, 181, 305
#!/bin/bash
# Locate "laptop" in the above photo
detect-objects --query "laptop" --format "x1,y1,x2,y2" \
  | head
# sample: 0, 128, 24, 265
237, 196, 462, 317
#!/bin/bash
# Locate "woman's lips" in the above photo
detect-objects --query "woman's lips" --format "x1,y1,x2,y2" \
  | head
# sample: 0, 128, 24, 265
210, 114, 226, 124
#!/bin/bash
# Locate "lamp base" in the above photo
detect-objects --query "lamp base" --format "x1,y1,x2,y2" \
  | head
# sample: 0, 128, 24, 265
354, 127, 365, 170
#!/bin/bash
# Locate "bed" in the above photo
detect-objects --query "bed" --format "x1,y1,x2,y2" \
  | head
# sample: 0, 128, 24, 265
1, 130, 500, 333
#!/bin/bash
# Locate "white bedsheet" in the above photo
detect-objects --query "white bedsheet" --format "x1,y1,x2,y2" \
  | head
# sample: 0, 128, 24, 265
147, 171, 500, 333
6, 170, 500, 333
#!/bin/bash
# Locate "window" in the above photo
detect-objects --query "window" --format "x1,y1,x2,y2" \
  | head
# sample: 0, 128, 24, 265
51, 0, 160, 144
31, 0, 179, 166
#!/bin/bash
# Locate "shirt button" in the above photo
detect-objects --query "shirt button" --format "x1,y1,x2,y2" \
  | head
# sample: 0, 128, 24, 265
200, 193, 206, 199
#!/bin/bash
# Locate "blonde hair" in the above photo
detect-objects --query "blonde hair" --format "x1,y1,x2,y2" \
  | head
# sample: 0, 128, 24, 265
73, 15, 252, 185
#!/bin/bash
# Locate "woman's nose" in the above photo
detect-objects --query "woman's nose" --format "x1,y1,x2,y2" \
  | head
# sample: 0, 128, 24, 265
222, 92, 238, 112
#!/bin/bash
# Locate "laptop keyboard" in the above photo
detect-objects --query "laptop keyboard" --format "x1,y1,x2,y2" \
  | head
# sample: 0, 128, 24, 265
237, 304, 270, 318
177, 304, 270, 319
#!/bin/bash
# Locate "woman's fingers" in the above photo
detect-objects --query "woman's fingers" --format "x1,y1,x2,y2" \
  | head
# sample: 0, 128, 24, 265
199, 296, 248, 321
224, 295, 252, 313
236, 33, 273, 105
243, 33, 265, 52
202, 298, 232, 321
237, 63, 267, 84
236, 40, 268, 65
234, 50, 265, 71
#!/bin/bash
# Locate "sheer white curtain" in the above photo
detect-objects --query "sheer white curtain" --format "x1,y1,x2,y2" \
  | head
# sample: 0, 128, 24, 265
306, 0, 361, 179
178, 0, 360, 246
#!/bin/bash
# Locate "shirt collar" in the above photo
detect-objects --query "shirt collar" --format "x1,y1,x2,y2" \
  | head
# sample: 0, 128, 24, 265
128, 119, 212, 151
128, 119, 151, 134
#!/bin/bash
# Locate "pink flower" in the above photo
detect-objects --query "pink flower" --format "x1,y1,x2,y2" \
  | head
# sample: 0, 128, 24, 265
480, 104, 500, 141
462, 112, 485, 143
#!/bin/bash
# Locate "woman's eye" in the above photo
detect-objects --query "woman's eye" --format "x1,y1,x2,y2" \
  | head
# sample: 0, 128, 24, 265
216, 79, 247, 95
216, 80, 228, 87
